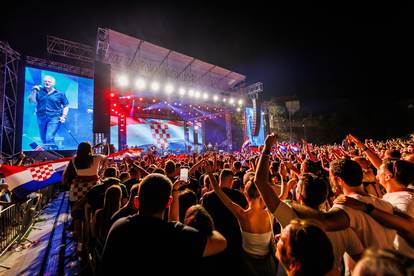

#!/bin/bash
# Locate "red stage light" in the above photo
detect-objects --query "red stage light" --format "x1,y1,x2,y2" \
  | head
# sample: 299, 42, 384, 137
111, 109, 115, 112
127, 96, 131, 99
113, 103, 117, 107
110, 93, 115, 97
139, 98, 143, 101
126, 105, 129, 108
152, 99, 156, 103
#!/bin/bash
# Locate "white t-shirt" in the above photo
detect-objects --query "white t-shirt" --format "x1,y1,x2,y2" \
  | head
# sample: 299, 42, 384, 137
273, 201, 364, 272
73, 154, 106, 176
382, 191, 414, 258
332, 194, 396, 250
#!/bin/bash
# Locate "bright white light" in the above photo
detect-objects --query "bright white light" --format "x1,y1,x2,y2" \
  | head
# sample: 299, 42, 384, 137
213, 95, 219, 102
238, 99, 244, 105
188, 89, 194, 97
179, 88, 186, 96
223, 98, 227, 102
229, 98, 235, 104
117, 75, 129, 87
236, 107, 241, 112
194, 90, 201, 98
135, 78, 146, 90
164, 84, 174, 94
203, 92, 209, 100
150, 81, 160, 92
194, 125, 199, 130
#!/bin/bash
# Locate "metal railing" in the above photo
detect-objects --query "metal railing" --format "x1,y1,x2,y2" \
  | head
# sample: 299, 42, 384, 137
0, 183, 59, 257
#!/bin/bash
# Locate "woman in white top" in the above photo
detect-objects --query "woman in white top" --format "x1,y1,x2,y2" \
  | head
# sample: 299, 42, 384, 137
205, 163, 277, 276
63, 141, 107, 249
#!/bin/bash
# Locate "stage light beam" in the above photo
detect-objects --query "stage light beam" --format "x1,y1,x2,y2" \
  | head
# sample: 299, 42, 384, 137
164, 84, 174, 94
135, 78, 146, 90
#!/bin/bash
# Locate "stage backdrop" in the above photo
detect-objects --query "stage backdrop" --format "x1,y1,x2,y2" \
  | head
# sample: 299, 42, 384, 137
22, 67, 94, 151
111, 117, 186, 151
245, 107, 265, 146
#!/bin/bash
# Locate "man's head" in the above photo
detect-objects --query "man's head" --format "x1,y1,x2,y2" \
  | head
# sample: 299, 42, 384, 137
164, 160, 176, 177
43, 75, 56, 89
276, 220, 333, 275
377, 159, 414, 188
138, 173, 172, 215
329, 158, 363, 193
219, 169, 234, 188
384, 149, 401, 160
232, 161, 242, 172
296, 173, 329, 209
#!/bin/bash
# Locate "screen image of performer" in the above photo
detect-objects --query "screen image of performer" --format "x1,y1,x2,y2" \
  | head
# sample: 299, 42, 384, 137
28, 75, 69, 150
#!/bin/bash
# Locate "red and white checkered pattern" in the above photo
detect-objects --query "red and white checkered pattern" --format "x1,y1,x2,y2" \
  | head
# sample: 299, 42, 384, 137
29, 164, 54, 181
69, 180, 95, 202
150, 122, 171, 149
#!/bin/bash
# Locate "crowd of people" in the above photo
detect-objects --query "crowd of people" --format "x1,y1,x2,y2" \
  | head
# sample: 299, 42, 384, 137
2, 133, 414, 275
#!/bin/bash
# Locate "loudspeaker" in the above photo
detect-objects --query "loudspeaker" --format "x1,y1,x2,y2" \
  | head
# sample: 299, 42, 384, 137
93, 62, 111, 134
251, 98, 261, 136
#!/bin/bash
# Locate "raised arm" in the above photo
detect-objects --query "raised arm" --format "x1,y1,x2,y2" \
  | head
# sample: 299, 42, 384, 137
254, 134, 282, 213
189, 159, 205, 176
168, 180, 185, 221
205, 163, 244, 219
348, 134, 382, 169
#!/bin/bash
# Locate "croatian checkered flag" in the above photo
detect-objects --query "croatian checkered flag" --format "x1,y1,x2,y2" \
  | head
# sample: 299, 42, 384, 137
0, 158, 70, 199
150, 122, 171, 149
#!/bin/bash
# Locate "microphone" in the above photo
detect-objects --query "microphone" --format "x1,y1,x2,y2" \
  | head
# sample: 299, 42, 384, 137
32, 85, 42, 92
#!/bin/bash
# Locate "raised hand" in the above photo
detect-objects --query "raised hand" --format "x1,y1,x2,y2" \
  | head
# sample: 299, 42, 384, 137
264, 133, 278, 150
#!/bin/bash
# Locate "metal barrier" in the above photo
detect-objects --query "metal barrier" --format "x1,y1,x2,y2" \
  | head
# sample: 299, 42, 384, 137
0, 184, 59, 257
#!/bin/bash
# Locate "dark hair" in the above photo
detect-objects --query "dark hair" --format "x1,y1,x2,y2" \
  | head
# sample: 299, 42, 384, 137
165, 160, 176, 175
104, 167, 118, 178
179, 189, 197, 222
298, 173, 328, 209
288, 220, 334, 275
220, 169, 234, 181
138, 173, 172, 213
184, 204, 214, 236
233, 161, 242, 170
330, 159, 363, 187
383, 159, 414, 186
231, 178, 243, 191
153, 168, 165, 175
74, 142, 93, 169
245, 180, 260, 199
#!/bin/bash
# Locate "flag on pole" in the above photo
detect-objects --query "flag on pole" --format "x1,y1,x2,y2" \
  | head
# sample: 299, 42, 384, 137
0, 158, 70, 199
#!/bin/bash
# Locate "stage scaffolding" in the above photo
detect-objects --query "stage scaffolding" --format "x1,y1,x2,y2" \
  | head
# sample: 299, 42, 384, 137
0, 41, 20, 158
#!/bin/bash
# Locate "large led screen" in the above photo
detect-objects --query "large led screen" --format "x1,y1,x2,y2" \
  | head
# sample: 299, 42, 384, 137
245, 107, 265, 146
22, 67, 94, 151
126, 118, 186, 151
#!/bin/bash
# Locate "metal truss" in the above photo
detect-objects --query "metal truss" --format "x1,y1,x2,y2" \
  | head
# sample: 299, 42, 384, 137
26, 56, 94, 78
47, 36, 94, 63
0, 41, 20, 158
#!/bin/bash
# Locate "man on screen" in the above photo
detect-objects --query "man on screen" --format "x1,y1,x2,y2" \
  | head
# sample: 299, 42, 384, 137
28, 75, 69, 150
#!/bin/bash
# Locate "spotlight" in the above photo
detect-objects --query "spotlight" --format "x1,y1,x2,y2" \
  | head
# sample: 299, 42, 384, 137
117, 75, 129, 87
135, 78, 146, 90
236, 107, 241, 112
113, 103, 117, 107
229, 98, 235, 104
238, 99, 244, 105
150, 81, 160, 92
195, 125, 199, 130
223, 98, 227, 102
164, 84, 174, 94
188, 89, 194, 97
213, 95, 219, 102
203, 92, 209, 100
195, 90, 201, 98
110, 92, 115, 98
179, 87, 186, 96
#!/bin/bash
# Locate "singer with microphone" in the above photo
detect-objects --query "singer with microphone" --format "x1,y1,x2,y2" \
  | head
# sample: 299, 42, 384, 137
28, 75, 69, 150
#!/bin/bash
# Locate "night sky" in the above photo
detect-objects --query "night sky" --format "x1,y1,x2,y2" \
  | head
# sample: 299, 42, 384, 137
1, 2, 411, 140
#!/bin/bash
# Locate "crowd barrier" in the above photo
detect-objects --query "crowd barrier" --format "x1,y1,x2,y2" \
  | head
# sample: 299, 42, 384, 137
0, 184, 59, 256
